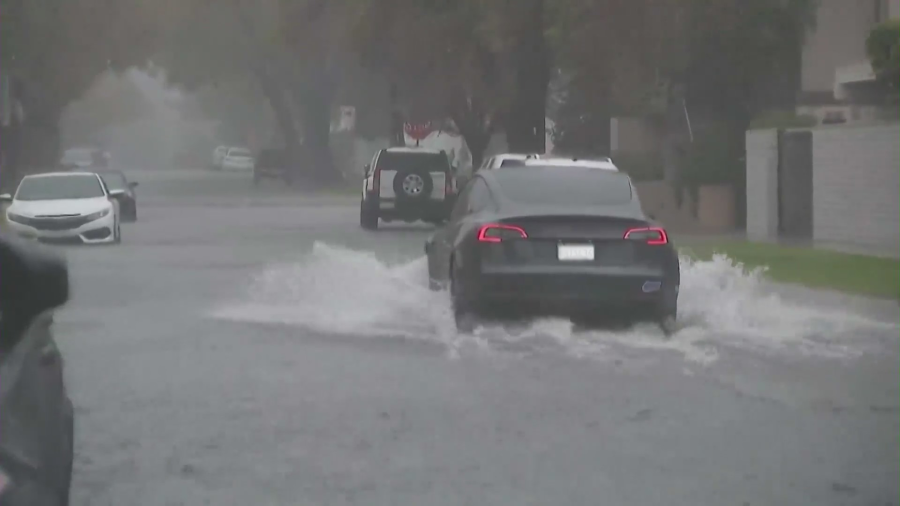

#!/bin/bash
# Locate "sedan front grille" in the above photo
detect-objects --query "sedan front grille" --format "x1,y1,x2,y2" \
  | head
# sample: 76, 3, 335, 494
20, 215, 94, 231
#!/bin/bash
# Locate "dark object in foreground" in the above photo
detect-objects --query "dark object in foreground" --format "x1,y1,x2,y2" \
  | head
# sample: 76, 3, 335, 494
425, 166, 680, 334
0, 234, 74, 506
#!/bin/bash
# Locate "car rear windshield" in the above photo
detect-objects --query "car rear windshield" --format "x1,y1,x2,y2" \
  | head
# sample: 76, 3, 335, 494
15, 175, 105, 201
493, 167, 633, 206
376, 152, 449, 172
228, 149, 251, 157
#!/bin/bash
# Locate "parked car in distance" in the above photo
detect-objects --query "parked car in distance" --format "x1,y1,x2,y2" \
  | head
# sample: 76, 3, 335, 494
59, 147, 108, 170
0, 233, 74, 506
211, 146, 229, 170
254, 148, 293, 186
1, 172, 124, 244
221, 147, 254, 172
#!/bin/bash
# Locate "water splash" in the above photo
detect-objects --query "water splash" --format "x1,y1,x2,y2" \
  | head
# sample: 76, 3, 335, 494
211, 242, 897, 364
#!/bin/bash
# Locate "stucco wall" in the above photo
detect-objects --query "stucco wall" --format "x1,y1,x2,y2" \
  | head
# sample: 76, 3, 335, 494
811, 123, 900, 256
745, 129, 780, 242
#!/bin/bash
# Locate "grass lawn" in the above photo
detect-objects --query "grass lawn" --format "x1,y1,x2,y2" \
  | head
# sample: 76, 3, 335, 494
681, 241, 900, 300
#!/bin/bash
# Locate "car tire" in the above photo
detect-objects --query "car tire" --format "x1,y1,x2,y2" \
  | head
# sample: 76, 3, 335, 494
654, 288, 678, 337
359, 199, 378, 230
393, 170, 433, 202
61, 414, 74, 506
450, 262, 477, 332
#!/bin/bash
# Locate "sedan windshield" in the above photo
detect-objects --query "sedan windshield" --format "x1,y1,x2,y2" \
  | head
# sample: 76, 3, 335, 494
15, 175, 105, 201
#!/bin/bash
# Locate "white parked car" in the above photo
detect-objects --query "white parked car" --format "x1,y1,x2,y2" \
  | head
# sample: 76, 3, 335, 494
523, 155, 620, 171
478, 153, 536, 170
0, 172, 123, 244
221, 147, 254, 171
212, 145, 229, 169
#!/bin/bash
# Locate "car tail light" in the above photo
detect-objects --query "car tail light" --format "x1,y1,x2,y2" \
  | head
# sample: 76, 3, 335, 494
445, 175, 454, 195
624, 227, 668, 245
373, 168, 381, 188
477, 224, 528, 242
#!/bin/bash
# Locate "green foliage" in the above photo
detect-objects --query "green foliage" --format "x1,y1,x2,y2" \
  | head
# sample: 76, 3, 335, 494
866, 19, 900, 96
679, 125, 744, 188
748, 110, 818, 130
611, 152, 664, 182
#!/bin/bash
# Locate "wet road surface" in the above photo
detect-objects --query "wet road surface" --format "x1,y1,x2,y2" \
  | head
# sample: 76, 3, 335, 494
53, 168, 899, 506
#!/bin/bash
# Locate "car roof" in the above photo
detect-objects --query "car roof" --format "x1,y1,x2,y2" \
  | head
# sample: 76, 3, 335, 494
23, 171, 100, 179
383, 146, 445, 155
523, 156, 618, 171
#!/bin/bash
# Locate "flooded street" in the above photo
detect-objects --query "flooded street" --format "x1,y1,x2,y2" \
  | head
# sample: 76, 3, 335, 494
55, 169, 898, 506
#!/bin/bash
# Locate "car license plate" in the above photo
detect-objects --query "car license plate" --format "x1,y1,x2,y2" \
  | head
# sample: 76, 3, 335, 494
558, 243, 594, 261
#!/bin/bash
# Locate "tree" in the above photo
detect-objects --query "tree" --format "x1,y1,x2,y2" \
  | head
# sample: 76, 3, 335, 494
866, 19, 900, 101
349, 0, 514, 167
1, 0, 162, 168
60, 70, 156, 144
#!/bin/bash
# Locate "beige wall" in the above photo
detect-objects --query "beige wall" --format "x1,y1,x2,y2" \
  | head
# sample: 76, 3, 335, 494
801, 0, 883, 93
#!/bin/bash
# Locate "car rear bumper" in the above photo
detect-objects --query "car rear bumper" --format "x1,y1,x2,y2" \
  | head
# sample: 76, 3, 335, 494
7, 214, 116, 244
368, 194, 456, 221
464, 266, 676, 315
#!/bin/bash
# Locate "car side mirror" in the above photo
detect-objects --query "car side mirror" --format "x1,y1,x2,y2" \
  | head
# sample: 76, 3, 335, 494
0, 235, 69, 347
128, 182, 138, 188
108, 189, 126, 198
0, 194, 11, 203
363, 163, 370, 175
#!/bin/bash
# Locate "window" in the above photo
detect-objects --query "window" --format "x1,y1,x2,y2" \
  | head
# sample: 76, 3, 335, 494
493, 167, 634, 207
15, 175, 105, 201
375, 151, 449, 172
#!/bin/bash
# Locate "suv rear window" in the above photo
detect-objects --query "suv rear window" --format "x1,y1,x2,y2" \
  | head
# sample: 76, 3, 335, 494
493, 167, 633, 206
376, 152, 450, 172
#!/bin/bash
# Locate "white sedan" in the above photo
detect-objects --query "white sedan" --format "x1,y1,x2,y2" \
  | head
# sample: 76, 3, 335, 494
1, 172, 123, 244
221, 147, 255, 171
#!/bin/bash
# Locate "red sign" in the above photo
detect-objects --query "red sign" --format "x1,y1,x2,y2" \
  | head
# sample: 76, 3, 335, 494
404, 122, 434, 141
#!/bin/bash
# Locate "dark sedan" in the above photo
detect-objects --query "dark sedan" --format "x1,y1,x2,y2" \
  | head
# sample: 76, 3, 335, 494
0, 234, 74, 505
425, 166, 680, 334
79, 169, 138, 222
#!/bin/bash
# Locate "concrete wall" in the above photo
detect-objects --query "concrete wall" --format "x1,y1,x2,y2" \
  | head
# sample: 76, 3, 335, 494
745, 123, 900, 257
811, 123, 900, 256
745, 129, 780, 241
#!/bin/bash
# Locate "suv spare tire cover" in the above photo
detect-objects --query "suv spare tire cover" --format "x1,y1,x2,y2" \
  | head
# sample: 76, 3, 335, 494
393, 169, 434, 201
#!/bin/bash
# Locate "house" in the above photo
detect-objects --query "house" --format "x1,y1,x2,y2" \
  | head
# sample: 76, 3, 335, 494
797, 0, 899, 124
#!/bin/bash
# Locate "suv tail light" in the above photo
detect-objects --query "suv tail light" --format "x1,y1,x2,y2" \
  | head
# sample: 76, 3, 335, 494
624, 227, 668, 245
477, 224, 528, 242
373, 167, 381, 189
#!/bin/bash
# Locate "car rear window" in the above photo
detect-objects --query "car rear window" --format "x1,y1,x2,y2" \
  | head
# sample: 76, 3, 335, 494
228, 148, 251, 157
376, 152, 449, 172
499, 158, 525, 167
493, 167, 633, 206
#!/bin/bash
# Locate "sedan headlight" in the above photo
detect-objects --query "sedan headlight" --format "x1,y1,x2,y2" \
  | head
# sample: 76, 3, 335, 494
6, 212, 26, 224
85, 208, 111, 221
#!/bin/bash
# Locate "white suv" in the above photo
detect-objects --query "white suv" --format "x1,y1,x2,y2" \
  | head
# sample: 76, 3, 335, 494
360, 147, 457, 229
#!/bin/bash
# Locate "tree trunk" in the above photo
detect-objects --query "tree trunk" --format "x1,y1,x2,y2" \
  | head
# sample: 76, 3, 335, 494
506, 0, 550, 154
253, 68, 302, 179
298, 90, 338, 184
